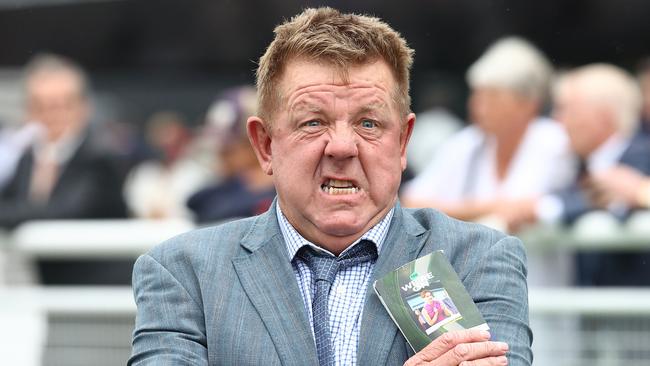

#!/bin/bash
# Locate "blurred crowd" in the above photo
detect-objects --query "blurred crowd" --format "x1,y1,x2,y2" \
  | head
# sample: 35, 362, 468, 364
401, 37, 650, 287
2, 39, 650, 287
0, 53, 276, 231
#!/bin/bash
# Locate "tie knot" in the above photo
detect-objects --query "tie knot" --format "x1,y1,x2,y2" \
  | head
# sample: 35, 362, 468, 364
298, 239, 378, 284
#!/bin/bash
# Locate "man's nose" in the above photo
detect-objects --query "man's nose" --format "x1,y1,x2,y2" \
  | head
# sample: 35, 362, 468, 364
324, 124, 358, 160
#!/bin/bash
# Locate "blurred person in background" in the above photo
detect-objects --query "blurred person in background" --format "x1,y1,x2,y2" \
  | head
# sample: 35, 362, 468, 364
583, 60, 650, 211
580, 59, 650, 210
508, 63, 650, 286
401, 37, 575, 228
187, 86, 275, 223
0, 53, 127, 229
123, 111, 211, 220
583, 58, 650, 211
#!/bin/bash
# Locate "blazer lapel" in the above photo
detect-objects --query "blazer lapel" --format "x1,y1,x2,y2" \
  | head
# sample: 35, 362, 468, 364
358, 205, 431, 365
232, 206, 318, 365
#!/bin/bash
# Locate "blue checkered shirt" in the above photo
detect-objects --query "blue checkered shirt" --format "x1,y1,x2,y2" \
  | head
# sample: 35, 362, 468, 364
277, 204, 394, 366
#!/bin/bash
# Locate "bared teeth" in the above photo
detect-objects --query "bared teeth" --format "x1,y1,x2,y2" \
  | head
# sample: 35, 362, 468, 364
321, 178, 359, 194
328, 179, 353, 188
322, 185, 359, 195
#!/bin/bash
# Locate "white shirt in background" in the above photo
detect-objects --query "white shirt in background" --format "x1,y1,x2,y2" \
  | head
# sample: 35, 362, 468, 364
0, 123, 41, 191
403, 117, 576, 202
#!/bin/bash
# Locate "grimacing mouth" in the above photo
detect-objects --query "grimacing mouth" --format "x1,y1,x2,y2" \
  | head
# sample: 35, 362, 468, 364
320, 178, 360, 195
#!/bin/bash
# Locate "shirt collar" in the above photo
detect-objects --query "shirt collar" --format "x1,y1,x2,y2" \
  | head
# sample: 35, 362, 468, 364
276, 202, 394, 261
32, 126, 85, 165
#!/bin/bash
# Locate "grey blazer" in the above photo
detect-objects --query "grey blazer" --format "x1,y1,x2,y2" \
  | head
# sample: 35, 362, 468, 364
129, 203, 532, 365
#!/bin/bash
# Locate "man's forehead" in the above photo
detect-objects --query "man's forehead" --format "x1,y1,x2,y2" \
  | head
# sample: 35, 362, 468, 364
285, 84, 391, 106
288, 58, 393, 79
289, 88, 389, 109
283, 58, 391, 87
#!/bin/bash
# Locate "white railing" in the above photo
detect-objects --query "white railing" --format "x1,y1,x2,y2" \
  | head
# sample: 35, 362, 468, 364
3, 285, 650, 316
9, 218, 195, 258
3, 210, 649, 261
519, 210, 650, 252
0, 286, 135, 314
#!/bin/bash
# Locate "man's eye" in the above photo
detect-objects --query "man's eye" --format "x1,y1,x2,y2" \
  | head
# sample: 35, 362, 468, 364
303, 120, 321, 127
361, 119, 377, 128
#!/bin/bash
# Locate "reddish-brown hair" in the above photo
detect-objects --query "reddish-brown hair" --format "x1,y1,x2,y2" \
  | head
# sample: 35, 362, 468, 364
255, 7, 414, 121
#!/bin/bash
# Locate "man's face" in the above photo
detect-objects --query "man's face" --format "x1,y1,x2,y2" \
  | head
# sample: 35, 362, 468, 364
553, 84, 613, 157
248, 59, 414, 254
26, 71, 89, 141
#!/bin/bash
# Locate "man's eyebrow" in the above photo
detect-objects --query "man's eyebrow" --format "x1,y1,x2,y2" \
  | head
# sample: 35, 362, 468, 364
290, 100, 323, 113
358, 102, 388, 114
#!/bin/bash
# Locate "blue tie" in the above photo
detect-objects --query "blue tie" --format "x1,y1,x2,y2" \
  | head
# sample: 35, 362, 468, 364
297, 240, 378, 366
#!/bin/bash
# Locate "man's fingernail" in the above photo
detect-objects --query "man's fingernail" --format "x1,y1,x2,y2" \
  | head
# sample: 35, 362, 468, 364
498, 342, 509, 351
497, 355, 508, 365
480, 330, 491, 338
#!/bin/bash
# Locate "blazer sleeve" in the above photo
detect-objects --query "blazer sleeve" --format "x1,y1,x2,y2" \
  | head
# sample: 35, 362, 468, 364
465, 235, 532, 366
129, 254, 208, 365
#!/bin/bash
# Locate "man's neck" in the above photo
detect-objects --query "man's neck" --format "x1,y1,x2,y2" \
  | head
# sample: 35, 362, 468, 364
276, 201, 395, 256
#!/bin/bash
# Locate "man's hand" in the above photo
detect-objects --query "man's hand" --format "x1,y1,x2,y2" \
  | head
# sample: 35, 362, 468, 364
587, 166, 649, 208
492, 197, 538, 233
404, 329, 508, 366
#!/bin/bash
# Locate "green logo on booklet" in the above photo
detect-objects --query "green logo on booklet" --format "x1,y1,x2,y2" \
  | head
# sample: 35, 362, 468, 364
409, 271, 419, 281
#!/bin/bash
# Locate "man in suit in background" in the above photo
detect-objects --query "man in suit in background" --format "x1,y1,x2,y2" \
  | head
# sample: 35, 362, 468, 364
0, 53, 127, 228
505, 64, 650, 286
0, 53, 128, 283
130, 7, 531, 365
556, 64, 650, 286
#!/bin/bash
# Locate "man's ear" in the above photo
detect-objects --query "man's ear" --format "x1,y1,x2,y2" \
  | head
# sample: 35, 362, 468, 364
400, 113, 416, 171
247, 116, 273, 175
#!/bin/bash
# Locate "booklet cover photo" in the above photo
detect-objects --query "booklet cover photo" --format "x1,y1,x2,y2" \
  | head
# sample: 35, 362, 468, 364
373, 250, 489, 352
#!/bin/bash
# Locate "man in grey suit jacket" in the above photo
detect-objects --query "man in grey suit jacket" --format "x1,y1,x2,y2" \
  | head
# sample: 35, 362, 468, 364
130, 7, 532, 366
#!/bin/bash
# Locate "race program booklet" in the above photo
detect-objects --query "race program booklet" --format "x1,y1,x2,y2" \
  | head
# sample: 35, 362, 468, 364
373, 250, 489, 352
